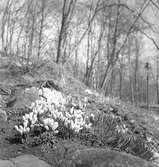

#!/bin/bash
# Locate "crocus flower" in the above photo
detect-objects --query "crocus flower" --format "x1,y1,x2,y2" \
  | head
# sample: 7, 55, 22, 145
15, 87, 93, 137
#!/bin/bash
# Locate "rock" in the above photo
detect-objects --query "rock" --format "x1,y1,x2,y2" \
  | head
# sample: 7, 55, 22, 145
71, 148, 155, 167
6, 96, 17, 108
0, 160, 14, 167
14, 87, 39, 108
11, 154, 51, 167
0, 154, 51, 167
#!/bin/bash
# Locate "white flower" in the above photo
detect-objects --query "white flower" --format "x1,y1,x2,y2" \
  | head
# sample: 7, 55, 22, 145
44, 125, 49, 131
70, 107, 74, 114
30, 102, 35, 109
23, 120, 28, 128
85, 89, 93, 94
37, 108, 44, 114
116, 125, 120, 133
85, 123, 92, 129
147, 137, 152, 142
66, 112, 72, 119
74, 109, 83, 115
51, 121, 58, 131
14, 125, 21, 134
90, 113, 95, 119
75, 116, 84, 125
84, 97, 87, 102
42, 118, 59, 132
29, 112, 33, 119
31, 114, 37, 124
24, 127, 30, 133
23, 114, 29, 120
15, 125, 28, 135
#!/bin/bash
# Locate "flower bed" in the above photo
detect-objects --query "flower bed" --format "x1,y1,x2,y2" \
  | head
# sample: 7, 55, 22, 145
15, 87, 92, 139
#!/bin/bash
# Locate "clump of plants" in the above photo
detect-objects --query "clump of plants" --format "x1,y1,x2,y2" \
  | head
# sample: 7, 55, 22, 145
14, 87, 92, 142
93, 105, 159, 161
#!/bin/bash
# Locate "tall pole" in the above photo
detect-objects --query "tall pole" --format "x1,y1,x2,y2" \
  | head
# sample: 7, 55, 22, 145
146, 70, 149, 110
145, 62, 151, 111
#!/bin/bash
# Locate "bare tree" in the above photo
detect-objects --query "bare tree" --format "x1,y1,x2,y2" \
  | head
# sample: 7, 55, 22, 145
100, 0, 121, 91
37, 0, 46, 58
100, 0, 150, 93
56, 0, 77, 64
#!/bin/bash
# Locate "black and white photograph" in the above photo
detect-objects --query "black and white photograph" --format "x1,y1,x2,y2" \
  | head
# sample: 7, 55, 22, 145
0, 0, 159, 166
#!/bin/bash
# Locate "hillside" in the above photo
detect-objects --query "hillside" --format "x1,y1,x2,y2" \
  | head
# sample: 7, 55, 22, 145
0, 61, 159, 167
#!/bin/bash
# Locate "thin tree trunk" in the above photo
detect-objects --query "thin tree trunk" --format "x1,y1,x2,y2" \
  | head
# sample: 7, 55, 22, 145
119, 62, 123, 99
56, 0, 77, 64
84, 29, 91, 86
134, 37, 139, 106
74, 25, 79, 77
56, 0, 66, 64
156, 54, 159, 104
101, 1, 120, 90
27, 11, 35, 68
1, 0, 11, 52
128, 36, 134, 103
37, 0, 45, 58
109, 70, 114, 95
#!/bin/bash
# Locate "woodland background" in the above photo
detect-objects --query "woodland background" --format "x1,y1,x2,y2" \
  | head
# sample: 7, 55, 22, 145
1, 0, 159, 105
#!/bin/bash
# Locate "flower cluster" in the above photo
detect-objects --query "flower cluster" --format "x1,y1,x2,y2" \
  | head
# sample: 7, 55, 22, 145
57, 106, 91, 133
15, 111, 38, 135
38, 88, 66, 107
15, 87, 92, 137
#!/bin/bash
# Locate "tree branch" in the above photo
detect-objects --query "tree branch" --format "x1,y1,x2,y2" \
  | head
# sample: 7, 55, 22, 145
115, 0, 151, 60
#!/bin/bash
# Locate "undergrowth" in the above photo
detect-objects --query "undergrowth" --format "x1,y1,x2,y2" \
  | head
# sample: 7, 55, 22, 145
7, 80, 159, 162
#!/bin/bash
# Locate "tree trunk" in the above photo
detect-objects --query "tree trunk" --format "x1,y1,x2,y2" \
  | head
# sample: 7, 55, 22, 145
84, 29, 91, 86
37, 0, 45, 58
27, 11, 35, 68
134, 37, 139, 106
119, 63, 123, 99
56, 0, 77, 64
128, 36, 134, 103
156, 54, 159, 104
109, 70, 114, 95
56, 0, 66, 64
101, 1, 120, 91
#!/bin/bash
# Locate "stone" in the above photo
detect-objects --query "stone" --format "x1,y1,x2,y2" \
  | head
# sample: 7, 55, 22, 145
0, 154, 51, 167
14, 87, 39, 108
72, 148, 155, 167
0, 160, 14, 167
11, 154, 51, 167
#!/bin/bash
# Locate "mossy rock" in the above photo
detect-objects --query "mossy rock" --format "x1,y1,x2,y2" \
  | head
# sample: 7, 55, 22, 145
71, 148, 155, 167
